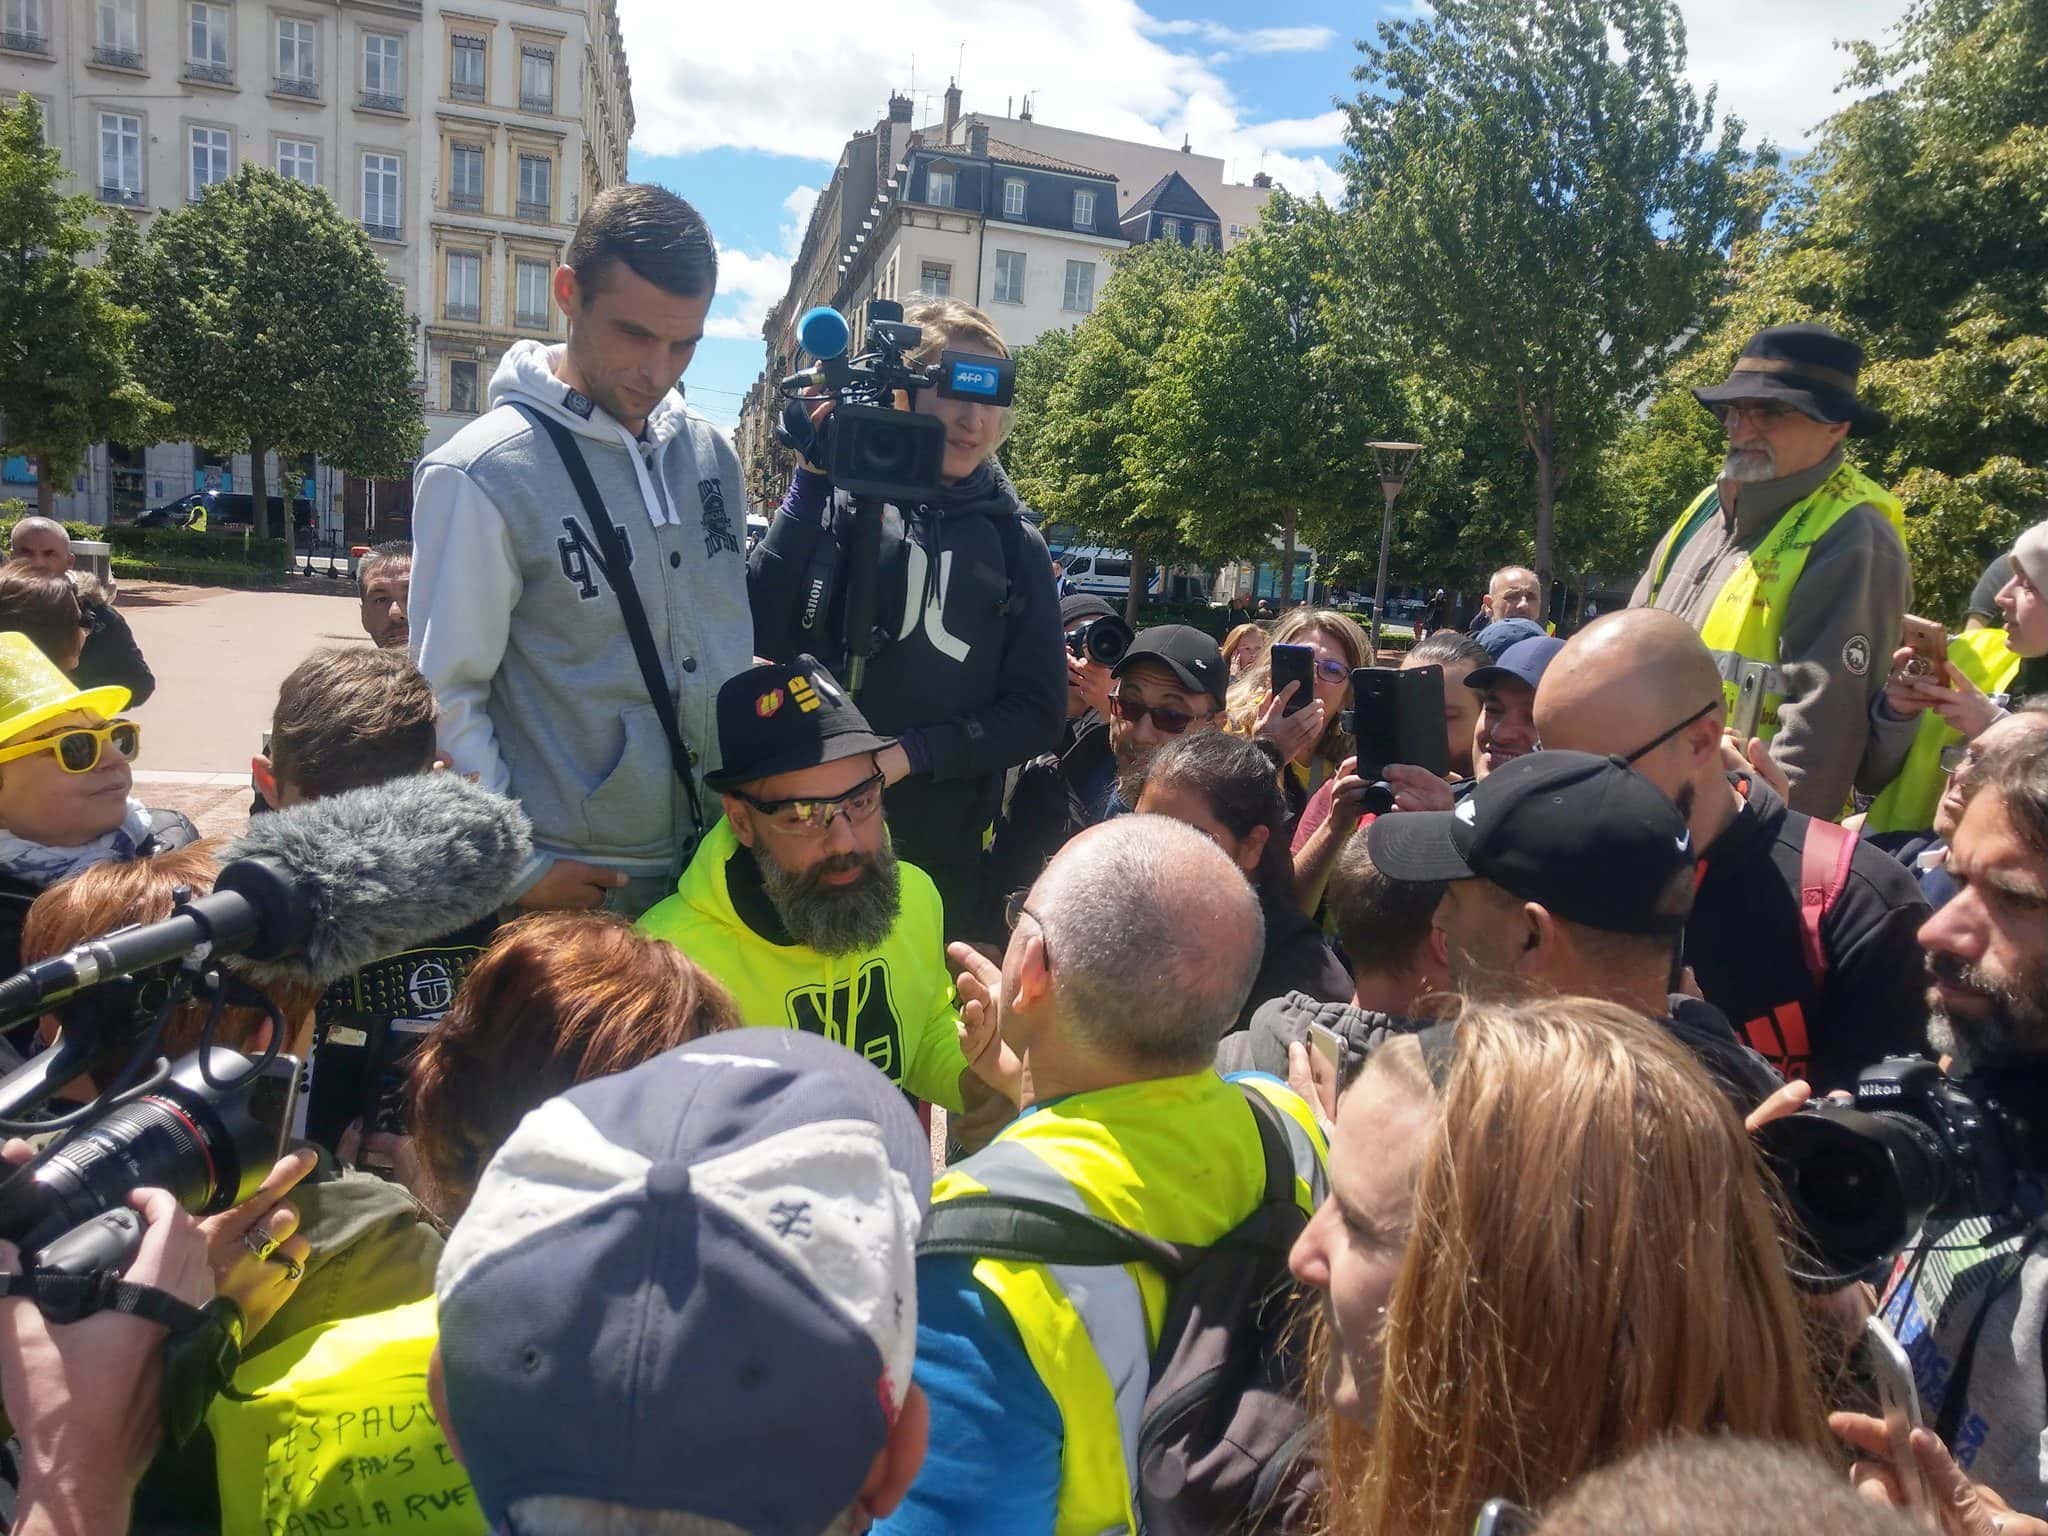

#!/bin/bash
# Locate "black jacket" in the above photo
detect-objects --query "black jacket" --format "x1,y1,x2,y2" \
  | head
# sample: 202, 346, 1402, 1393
750, 464, 1064, 923
987, 712, 1115, 910
75, 595, 155, 706
1688, 773, 1931, 1092
1241, 892, 1352, 1034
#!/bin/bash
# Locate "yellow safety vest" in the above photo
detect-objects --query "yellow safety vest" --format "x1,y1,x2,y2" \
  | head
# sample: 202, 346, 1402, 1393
1862, 627, 2019, 835
934, 1071, 1326, 1536
1647, 462, 1906, 743
208, 1297, 486, 1536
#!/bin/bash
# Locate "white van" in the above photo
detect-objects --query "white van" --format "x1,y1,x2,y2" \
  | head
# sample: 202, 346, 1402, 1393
1058, 547, 1162, 601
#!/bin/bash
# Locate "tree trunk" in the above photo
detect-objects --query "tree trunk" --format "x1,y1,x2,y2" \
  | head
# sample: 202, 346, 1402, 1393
34, 464, 54, 520
1279, 508, 1298, 611
1125, 542, 1147, 627
1531, 424, 1556, 606
249, 440, 271, 540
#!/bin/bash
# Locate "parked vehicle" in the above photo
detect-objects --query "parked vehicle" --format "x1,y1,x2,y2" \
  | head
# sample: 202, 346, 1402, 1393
136, 492, 314, 534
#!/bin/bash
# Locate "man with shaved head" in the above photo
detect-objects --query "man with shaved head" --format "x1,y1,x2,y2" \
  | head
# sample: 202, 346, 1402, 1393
887, 815, 1327, 1534
6, 516, 154, 703
1466, 564, 1547, 633
1536, 608, 1930, 1090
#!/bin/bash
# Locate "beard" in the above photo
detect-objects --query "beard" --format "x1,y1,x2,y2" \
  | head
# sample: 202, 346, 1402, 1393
1111, 731, 1157, 810
753, 837, 903, 956
1924, 948, 2048, 1072
1721, 445, 1779, 484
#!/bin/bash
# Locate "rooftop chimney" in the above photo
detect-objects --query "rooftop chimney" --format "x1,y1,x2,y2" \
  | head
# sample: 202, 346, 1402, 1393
1181, 133, 1192, 154
967, 121, 989, 157
1252, 170, 1272, 189
943, 80, 961, 143
887, 92, 913, 124
1019, 92, 1033, 122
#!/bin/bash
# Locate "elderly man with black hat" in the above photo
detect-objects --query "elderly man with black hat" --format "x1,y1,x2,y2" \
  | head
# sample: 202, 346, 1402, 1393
639, 656, 1018, 1113
1630, 323, 1910, 819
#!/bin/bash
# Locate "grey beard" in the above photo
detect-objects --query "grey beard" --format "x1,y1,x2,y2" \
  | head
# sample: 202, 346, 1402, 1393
1721, 447, 1779, 484
1923, 952, 2048, 1071
754, 837, 902, 956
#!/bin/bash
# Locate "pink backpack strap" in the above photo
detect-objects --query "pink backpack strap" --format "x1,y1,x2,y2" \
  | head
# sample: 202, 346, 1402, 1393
1798, 817, 1859, 990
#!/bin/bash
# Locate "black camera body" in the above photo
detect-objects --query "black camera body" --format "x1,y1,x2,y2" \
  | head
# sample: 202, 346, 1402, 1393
1758, 1055, 2032, 1286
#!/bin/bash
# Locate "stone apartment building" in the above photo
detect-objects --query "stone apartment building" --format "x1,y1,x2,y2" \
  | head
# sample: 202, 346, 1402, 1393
0, 0, 632, 541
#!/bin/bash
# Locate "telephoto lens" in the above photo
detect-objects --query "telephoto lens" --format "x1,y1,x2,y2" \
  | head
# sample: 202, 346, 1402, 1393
0, 1048, 288, 1257
1071, 617, 1131, 669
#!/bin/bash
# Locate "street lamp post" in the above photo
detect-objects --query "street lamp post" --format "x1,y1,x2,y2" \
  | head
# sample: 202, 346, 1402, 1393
1366, 441, 1423, 659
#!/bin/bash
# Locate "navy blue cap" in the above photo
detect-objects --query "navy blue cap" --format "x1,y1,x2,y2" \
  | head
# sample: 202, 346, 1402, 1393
1475, 618, 1546, 659
435, 1030, 933, 1532
1466, 634, 1564, 695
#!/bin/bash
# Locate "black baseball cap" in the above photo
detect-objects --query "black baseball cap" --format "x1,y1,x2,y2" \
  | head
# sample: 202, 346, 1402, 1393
1060, 593, 1120, 630
1113, 624, 1227, 708
1367, 750, 1696, 936
704, 657, 896, 791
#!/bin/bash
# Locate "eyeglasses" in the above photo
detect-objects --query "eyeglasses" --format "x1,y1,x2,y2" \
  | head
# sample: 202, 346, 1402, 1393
732, 771, 885, 837
1306, 657, 1351, 687
1110, 690, 1209, 736
1620, 701, 1721, 766
1712, 400, 1802, 428
1003, 892, 1054, 965
0, 719, 141, 775
1940, 742, 1978, 778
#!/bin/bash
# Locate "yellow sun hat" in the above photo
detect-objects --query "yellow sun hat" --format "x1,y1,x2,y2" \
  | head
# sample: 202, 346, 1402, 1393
0, 632, 131, 748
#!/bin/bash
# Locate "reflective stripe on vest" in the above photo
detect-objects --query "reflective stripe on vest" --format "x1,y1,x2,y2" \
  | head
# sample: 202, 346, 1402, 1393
1648, 463, 1906, 744
1862, 627, 2020, 835
937, 1075, 1325, 1536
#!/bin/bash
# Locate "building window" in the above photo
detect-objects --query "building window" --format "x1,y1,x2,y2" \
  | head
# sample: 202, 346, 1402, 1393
1002, 178, 1025, 219
1063, 259, 1094, 313
189, 126, 231, 198
992, 249, 1025, 305
275, 137, 317, 183
450, 32, 485, 100
1158, 216, 1181, 242
1228, 223, 1245, 239
519, 46, 553, 112
516, 153, 551, 221
449, 359, 479, 414
2, 0, 47, 53
927, 168, 955, 207
1191, 224, 1213, 249
361, 32, 403, 110
92, 0, 140, 67
275, 17, 316, 94
187, 2, 230, 80
1073, 188, 1096, 229
445, 250, 481, 322
448, 142, 484, 211
98, 112, 143, 203
514, 257, 550, 327
360, 151, 401, 239
919, 261, 951, 298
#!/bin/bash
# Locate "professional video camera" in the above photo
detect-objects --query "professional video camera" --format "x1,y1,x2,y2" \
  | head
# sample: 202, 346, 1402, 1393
1756, 1055, 2047, 1288
773, 302, 1016, 692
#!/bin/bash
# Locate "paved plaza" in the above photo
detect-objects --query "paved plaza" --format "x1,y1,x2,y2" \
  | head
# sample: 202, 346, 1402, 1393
120, 580, 366, 840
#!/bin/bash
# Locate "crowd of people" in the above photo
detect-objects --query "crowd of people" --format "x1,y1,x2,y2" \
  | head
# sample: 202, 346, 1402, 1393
0, 179, 2044, 1536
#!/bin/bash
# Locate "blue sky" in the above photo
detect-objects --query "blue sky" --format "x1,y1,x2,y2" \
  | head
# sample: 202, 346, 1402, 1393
619, 0, 1906, 429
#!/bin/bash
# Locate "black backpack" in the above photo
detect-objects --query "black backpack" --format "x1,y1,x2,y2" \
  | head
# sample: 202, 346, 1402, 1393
917, 1084, 1320, 1535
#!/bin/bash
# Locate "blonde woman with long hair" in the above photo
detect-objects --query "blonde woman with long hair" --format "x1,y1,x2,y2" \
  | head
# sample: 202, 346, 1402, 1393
1226, 607, 1372, 821
1289, 998, 1830, 1536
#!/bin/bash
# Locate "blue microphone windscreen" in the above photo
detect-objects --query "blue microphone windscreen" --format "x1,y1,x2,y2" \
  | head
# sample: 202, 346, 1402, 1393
797, 306, 851, 361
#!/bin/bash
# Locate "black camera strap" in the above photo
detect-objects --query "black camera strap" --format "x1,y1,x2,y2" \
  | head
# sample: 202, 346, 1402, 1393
512, 405, 706, 848
0, 1268, 210, 1330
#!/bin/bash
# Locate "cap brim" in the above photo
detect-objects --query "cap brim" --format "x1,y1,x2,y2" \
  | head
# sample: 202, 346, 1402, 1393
1114, 649, 1220, 703
1691, 377, 1886, 438
703, 729, 898, 792
1366, 810, 1476, 884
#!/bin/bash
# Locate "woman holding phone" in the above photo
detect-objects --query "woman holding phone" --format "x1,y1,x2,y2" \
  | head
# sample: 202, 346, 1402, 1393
1225, 607, 1371, 825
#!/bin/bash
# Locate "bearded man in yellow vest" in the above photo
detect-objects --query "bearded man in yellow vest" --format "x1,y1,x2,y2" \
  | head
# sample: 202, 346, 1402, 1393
1631, 324, 1909, 820
879, 815, 1326, 1536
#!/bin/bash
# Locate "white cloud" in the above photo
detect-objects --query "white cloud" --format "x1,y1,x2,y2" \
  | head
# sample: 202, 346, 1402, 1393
1673, 0, 1910, 149
705, 183, 819, 342
618, 0, 1347, 198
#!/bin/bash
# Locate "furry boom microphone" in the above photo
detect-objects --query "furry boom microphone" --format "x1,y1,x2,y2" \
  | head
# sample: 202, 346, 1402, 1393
0, 774, 532, 1028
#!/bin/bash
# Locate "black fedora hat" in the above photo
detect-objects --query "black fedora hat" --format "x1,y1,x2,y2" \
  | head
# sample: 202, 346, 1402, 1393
1692, 323, 1886, 438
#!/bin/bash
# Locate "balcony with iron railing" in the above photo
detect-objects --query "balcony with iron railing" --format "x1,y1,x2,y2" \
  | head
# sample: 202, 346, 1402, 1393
98, 183, 145, 207
1, 27, 49, 54
91, 44, 144, 69
273, 73, 318, 99
448, 188, 483, 213
515, 198, 549, 223
518, 92, 551, 114
451, 78, 484, 101
358, 89, 403, 113
514, 308, 550, 331
184, 59, 232, 85
444, 301, 481, 323
363, 220, 402, 242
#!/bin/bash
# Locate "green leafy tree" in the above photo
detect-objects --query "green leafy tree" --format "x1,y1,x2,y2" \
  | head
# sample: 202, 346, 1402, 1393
1344, 0, 1748, 592
0, 96, 162, 517
1011, 241, 1220, 621
116, 165, 422, 537
1132, 192, 1408, 600
1606, 0, 2048, 620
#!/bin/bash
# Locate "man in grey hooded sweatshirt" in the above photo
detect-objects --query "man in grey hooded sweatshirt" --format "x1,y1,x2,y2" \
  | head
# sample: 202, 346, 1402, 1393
409, 185, 755, 917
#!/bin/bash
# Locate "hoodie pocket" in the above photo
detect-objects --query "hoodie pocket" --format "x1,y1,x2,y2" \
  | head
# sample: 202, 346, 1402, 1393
579, 702, 672, 854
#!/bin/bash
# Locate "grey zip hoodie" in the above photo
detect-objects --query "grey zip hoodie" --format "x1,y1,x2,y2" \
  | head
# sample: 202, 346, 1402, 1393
410, 342, 755, 896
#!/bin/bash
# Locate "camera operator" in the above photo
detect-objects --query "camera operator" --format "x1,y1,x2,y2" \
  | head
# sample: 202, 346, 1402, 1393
749, 298, 1064, 941
987, 595, 1130, 906
1536, 609, 1931, 1091
1855, 727, 2048, 1513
